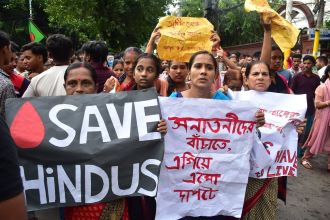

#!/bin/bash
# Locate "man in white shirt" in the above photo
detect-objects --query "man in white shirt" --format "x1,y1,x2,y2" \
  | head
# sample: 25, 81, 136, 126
316, 55, 328, 79
23, 34, 73, 97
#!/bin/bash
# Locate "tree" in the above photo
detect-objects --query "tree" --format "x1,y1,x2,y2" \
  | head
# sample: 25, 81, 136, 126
45, 0, 173, 52
0, 0, 51, 47
180, 0, 204, 17
179, 0, 283, 47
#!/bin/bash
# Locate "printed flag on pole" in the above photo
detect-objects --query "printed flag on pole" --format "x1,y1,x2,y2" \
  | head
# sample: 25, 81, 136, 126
28, 20, 45, 42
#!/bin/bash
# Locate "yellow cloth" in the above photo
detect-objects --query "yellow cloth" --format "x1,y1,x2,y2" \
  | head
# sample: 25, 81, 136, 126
245, 0, 300, 52
157, 16, 213, 62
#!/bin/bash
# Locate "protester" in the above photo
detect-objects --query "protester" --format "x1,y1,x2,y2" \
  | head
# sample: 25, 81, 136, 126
289, 53, 302, 76
62, 58, 166, 219
170, 50, 229, 100
270, 46, 292, 86
291, 55, 320, 157
14, 53, 28, 77
241, 60, 305, 220
0, 31, 16, 117
63, 62, 98, 95
2, 42, 30, 97
259, 25, 290, 94
160, 59, 169, 80
118, 47, 143, 91
166, 61, 189, 96
234, 16, 305, 220
241, 61, 279, 220
62, 62, 128, 220
222, 69, 243, 92
102, 47, 142, 93
21, 34, 73, 220
23, 34, 73, 97
252, 51, 261, 61
316, 55, 328, 79
81, 41, 116, 93
132, 53, 161, 89
302, 65, 330, 171
122, 53, 167, 219
0, 34, 27, 217
107, 54, 167, 96
44, 57, 55, 70
216, 47, 240, 71
0, 116, 27, 220
245, 55, 253, 64
21, 42, 47, 79
112, 59, 125, 78
229, 53, 238, 65
169, 51, 265, 220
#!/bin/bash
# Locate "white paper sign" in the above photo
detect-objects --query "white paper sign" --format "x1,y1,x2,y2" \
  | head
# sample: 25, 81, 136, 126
156, 97, 258, 219
232, 91, 307, 178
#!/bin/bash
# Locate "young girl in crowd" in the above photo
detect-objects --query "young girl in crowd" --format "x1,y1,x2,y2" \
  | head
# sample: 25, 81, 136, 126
132, 53, 162, 90
166, 61, 190, 96
124, 53, 166, 220
103, 48, 168, 96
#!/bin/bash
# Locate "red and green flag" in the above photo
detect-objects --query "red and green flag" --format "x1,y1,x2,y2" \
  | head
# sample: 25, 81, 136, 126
28, 20, 45, 42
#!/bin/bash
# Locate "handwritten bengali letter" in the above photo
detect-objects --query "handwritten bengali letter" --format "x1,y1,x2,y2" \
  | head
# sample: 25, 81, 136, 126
156, 16, 214, 62
156, 97, 258, 219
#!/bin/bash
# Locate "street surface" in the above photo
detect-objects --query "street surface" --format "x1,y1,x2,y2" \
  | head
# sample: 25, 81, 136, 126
279, 154, 330, 220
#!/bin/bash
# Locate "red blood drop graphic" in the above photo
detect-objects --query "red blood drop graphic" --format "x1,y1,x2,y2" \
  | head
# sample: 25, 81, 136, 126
10, 101, 45, 148
29, 33, 35, 42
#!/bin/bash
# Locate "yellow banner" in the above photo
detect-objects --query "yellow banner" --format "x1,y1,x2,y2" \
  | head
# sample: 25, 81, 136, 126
245, 0, 300, 52
157, 16, 214, 62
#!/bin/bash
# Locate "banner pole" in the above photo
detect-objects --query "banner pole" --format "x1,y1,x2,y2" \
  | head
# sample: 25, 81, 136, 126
283, 0, 293, 69
29, 0, 33, 19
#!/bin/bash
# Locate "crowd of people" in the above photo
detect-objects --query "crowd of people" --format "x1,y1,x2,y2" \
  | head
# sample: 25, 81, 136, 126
0, 14, 329, 220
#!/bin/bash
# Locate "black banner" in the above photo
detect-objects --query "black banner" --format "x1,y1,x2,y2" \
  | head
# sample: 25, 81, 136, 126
5, 89, 164, 211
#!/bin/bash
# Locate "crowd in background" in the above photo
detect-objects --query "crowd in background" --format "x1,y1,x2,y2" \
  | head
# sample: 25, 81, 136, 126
0, 14, 329, 220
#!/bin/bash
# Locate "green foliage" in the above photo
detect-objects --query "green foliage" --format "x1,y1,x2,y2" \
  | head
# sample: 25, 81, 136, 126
180, 0, 204, 17
325, 20, 330, 29
0, 0, 172, 51
177, 0, 284, 47
218, 0, 262, 46
0, 0, 52, 46
45, 0, 173, 52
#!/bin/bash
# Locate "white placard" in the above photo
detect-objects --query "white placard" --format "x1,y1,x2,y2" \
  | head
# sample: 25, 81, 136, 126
232, 90, 307, 178
156, 97, 258, 219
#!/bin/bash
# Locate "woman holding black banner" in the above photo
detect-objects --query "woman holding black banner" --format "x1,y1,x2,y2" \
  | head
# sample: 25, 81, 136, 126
62, 61, 166, 220
62, 62, 129, 220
